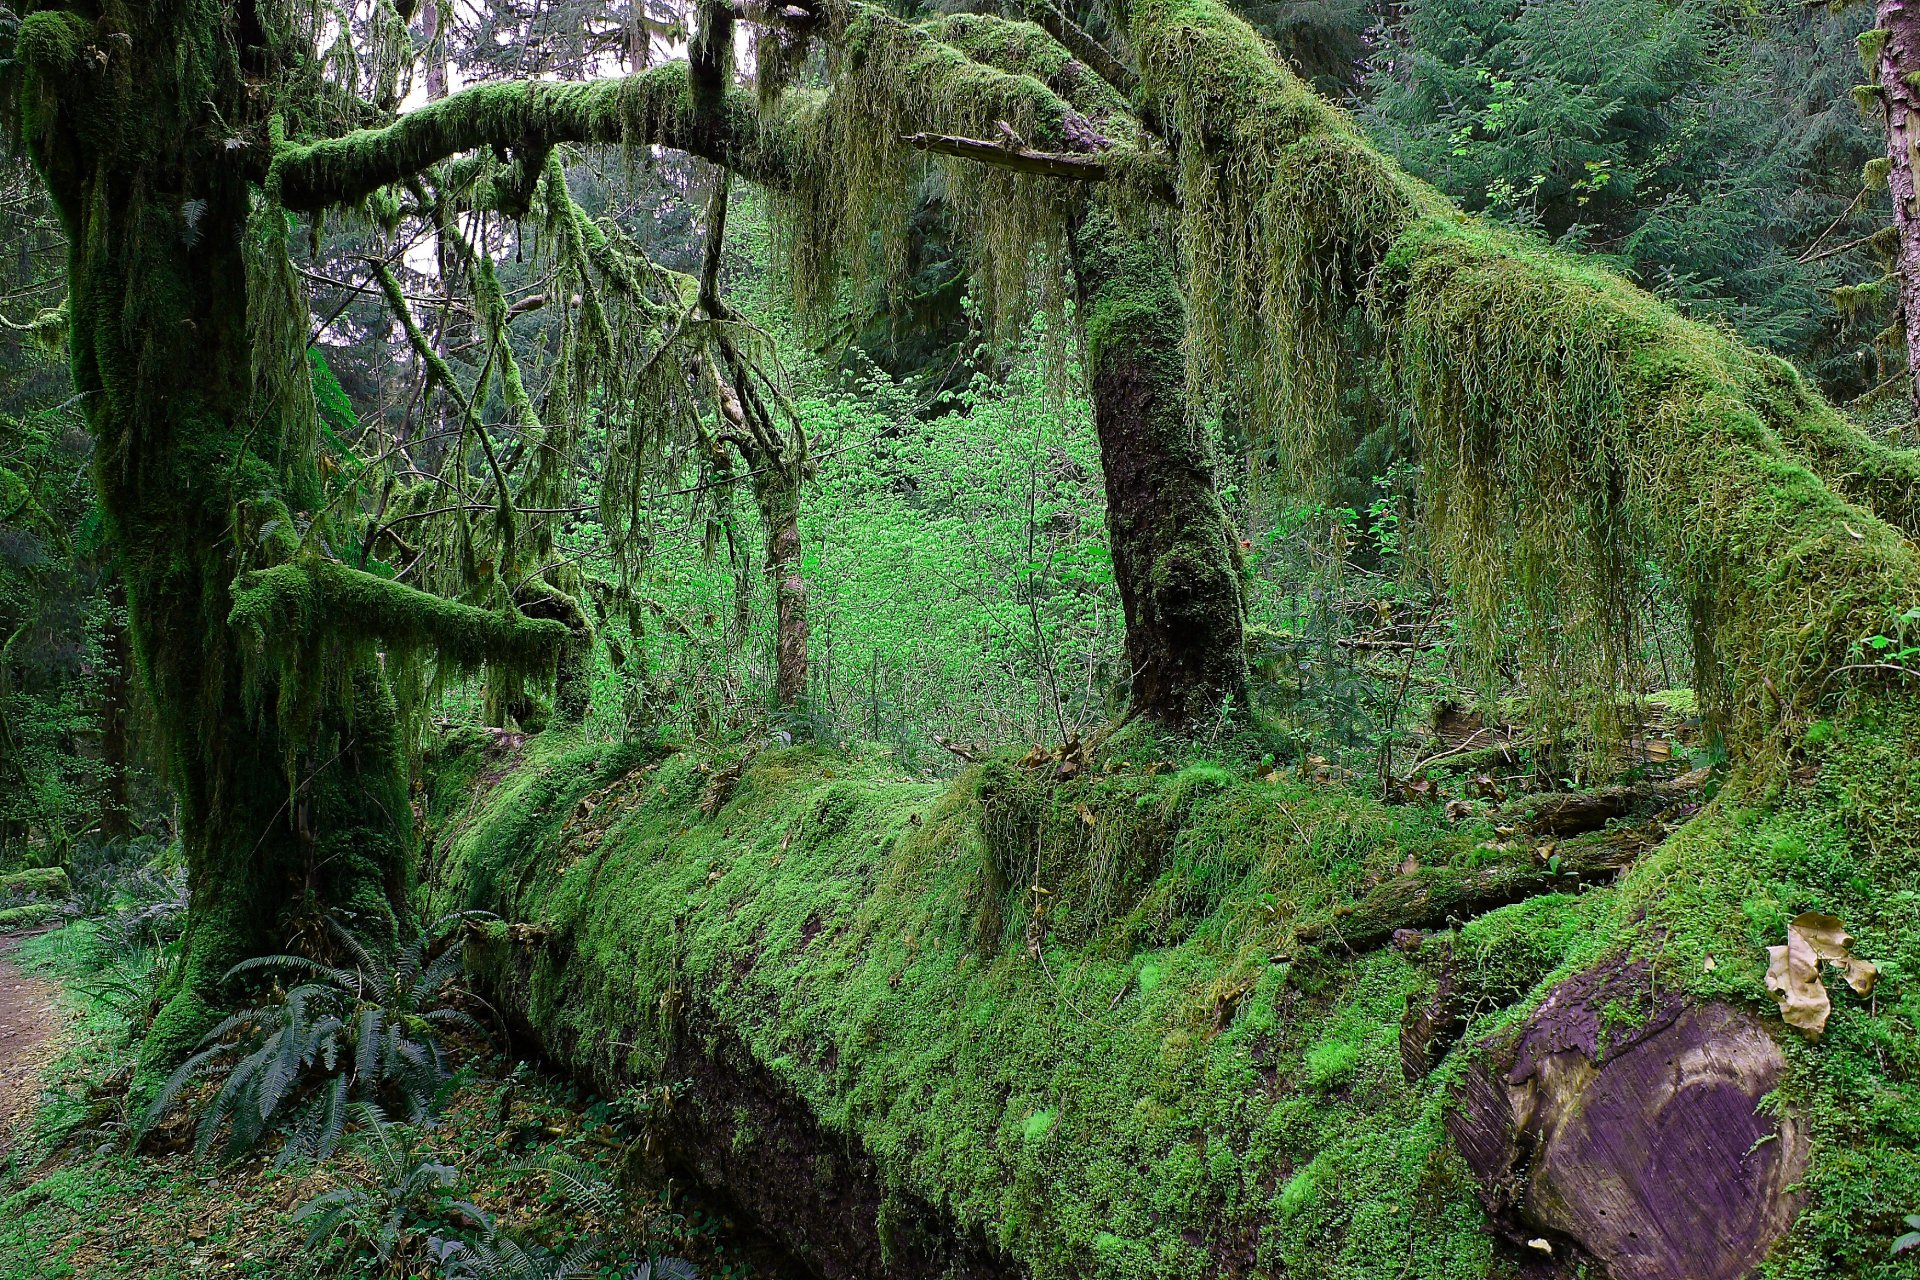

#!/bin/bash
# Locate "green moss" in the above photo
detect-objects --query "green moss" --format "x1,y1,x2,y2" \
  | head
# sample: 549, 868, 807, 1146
1118, 0, 1920, 763
1860, 29, 1891, 80
428, 733, 1565, 1279
0, 866, 70, 899
429, 671, 1920, 1275
0, 902, 65, 930
12, 12, 90, 72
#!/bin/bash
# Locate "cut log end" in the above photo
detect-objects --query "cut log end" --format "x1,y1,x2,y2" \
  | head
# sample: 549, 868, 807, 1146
1448, 961, 1807, 1280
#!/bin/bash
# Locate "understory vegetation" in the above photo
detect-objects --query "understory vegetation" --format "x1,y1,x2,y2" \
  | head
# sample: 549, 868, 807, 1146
2, 0, 1920, 1277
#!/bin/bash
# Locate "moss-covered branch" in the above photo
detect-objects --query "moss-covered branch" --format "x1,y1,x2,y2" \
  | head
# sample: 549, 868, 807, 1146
271, 65, 785, 212
899, 131, 1119, 180
228, 558, 568, 670
1123, 0, 1920, 750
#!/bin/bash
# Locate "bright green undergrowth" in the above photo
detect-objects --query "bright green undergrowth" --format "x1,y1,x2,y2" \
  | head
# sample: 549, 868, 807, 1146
426, 697, 1920, 1279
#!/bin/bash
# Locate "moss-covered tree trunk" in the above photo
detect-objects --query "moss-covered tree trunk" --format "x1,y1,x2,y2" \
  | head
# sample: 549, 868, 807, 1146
97, 574, 133, 843
1871, 3, 1920, 415
752, 470, 810, 712
1070, 208, 1248, 730
16, 5, 418, 1061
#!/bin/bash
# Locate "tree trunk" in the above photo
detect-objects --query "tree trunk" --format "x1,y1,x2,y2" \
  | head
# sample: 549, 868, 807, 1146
17, 8, 416, 1064
1874, 2, 1920, 416
1069, 207, 1248, 732
751, 467, 810, 713
97, 574, 133, 844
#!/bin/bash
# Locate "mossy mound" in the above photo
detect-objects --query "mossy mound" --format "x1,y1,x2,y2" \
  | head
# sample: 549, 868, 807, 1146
426, 710, 1920, 1279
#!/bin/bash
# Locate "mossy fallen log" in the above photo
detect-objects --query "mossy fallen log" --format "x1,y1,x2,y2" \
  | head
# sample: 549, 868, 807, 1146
427, 708, 1920, 1280
0, 901, 66, 931
0, 867, 70, 901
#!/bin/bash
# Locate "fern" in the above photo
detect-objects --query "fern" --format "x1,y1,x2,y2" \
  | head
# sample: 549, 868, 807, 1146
139, 912, 492, 1162
293, 1107, 485, 1270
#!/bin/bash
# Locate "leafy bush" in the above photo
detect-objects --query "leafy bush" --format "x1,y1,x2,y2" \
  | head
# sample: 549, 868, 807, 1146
141, 913, 488, 1163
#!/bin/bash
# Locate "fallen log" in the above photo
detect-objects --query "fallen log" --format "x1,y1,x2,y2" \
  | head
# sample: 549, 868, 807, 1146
1292, 840, 1635, 953
424, 724, 1908, 1279
1501, 768, 1710, 837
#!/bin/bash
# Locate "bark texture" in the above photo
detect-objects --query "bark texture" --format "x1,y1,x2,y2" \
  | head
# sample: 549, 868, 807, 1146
753, 471, 811, 711
12, 4, 563, 1062
1875, 1, 1920, 415
1447, 961, 1807, 1280
1070, 207, 1248, 730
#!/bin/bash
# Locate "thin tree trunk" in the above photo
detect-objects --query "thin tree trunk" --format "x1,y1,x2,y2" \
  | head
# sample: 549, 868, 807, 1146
1069, 207, 1248, 731
1875, 1, 1920, 415
753, 469, 810, 712
98, 574, 132, 844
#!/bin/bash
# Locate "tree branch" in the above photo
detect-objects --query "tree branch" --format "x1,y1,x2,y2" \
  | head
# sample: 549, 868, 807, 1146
272, 64, 783, 212
1024, 2, 1139, 99
900, 131, 1117, 180
229, 559, 569, 670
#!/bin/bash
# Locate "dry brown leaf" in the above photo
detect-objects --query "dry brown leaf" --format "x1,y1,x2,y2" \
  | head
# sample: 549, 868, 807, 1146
1765, 926, 1829, 1039
1791, 911, 1880, 996
1765, 911, 1880, 1039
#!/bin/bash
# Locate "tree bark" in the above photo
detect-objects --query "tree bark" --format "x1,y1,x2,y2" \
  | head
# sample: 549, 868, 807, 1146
97, 574, 133, 844
13, 7, 465, 1064
1874, 2, 1920, 416
1069, 207, 1248, 731
752, 468, 810, 712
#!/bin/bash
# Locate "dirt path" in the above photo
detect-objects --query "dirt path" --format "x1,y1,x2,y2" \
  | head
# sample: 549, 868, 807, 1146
0, 932, 62, 1157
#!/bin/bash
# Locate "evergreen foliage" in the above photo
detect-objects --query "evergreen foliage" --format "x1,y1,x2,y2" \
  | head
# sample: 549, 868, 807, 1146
1365, 0, 1892, 395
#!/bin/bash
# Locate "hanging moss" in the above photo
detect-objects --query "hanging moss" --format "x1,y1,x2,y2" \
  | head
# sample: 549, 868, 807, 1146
1122, 0, 1920, 760
767, 5, 1095, 339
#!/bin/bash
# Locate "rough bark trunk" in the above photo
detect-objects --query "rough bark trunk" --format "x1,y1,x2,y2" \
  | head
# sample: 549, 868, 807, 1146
97, 574, 133, 844
17, 8, 416, 1063
752, 468, 810, 713
1876, 1, 1920, 416
1069, 207, 1248, 731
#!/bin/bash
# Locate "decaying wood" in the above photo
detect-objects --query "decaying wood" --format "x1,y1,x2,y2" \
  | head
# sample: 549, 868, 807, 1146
1294, 840, 1637, 953
1502, 767, 1709, 837
1448, 961, 1808, 1280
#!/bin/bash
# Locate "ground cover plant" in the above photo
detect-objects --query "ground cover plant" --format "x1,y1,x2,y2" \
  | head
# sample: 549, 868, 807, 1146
0, 918, 768, 1279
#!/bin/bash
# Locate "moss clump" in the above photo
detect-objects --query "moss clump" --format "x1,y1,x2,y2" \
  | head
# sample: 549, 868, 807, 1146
0, 866, 70, 899
433, 731, 1657, 1279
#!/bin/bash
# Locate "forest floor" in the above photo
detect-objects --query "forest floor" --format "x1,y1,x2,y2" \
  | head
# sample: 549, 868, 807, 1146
0, 930, 64, 1159
0, 922, 791, 1279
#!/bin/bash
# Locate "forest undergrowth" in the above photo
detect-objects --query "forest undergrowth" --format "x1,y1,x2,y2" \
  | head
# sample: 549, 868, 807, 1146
0, 915, 791, 1279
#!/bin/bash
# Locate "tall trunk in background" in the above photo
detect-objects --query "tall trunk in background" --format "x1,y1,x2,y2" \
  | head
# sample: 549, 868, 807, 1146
1070, 206, 1248, 730
1871, 4, 1920, 414
98, 574, 133, 844
752, 467, 810, 712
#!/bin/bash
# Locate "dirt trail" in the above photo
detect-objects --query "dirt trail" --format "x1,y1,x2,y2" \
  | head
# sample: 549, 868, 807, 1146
0, 932, 61, 1156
